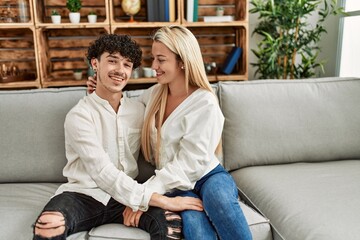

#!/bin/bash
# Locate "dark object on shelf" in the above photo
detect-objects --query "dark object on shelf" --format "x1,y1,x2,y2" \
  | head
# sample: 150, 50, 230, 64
221, 47, 242, 75
0, 72, 36, 83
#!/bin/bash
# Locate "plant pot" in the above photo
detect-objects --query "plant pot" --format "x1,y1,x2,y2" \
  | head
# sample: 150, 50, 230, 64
87, 15, 97, 23
73, 71, 83, 80
69, 12, 80, 24
51, 15, 61, 24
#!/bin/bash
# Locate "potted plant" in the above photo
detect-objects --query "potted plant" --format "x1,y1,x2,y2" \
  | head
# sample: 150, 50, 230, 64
51, 10, 61, 24
250, 0, 344, 79
66, 0, 82, 24
87, 11, 97, 23
73, 69, 83, 80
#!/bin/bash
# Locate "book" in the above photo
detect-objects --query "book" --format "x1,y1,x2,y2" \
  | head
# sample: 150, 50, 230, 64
147, 0, 159, 22
203, 15, 234, 23
186, 0, 194, 22
169, 0, 175, 22
158, 0, 167, 22
193, 0, 198, 22
221, 47, 242, 75
164, 0, 170, 22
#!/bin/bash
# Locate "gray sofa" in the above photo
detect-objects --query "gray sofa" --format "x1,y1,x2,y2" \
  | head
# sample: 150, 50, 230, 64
1, 77, 359, 240
0, 85, 270, 240
219, 77, 360, 240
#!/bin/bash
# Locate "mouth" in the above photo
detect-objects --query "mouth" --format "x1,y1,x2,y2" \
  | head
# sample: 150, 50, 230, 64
109, 74, 125, 83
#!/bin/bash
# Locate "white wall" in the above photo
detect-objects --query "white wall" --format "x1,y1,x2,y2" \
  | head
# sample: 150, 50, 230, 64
248, 7, 341, 80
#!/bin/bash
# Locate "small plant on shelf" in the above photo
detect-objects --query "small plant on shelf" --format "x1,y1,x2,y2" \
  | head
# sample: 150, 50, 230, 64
66, 0, 82, 23
51, 10, 61, 24
87, 11, 97, 23
66, 0, 82, 12
51, 10, 60, 16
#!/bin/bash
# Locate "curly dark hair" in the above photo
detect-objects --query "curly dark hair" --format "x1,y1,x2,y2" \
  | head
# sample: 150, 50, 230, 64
86, 34, 142, 69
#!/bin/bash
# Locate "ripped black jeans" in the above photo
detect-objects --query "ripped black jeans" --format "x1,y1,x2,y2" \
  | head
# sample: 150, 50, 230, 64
33, 192, 181, 240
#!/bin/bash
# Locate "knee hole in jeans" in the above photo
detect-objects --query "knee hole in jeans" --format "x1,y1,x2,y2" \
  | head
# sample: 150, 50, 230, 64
165, 211, 182, 239
34, 211, 66, 238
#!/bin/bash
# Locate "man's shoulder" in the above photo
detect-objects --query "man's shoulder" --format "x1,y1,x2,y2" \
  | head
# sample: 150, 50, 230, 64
66, 95, 93, 119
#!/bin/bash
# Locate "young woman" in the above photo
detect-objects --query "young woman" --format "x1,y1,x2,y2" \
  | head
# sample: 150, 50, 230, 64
88, 26, 252, 240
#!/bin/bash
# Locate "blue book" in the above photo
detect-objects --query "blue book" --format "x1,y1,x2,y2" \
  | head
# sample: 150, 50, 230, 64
221, 47, 242, 75
164, 0, 170, 22
193, 0, 198, 22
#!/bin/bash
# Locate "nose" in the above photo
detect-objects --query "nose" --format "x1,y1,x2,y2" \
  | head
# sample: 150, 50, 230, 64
151, 60, 157, 70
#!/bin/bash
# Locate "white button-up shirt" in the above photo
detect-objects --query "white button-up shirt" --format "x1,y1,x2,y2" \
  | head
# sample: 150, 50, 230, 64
138, 85, 225, 206
56, 92, 147, 210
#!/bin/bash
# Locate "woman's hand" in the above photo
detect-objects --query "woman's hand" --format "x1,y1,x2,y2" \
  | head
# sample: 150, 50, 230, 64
150, 193, 203, 212
123, 206, 144, 227
87, 73, 97, 94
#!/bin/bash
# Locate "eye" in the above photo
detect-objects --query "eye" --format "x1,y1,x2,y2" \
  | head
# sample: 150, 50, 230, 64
108, 59, 117, 64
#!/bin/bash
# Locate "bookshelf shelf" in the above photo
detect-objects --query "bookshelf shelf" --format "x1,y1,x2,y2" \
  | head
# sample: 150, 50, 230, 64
0, 0, 248, 89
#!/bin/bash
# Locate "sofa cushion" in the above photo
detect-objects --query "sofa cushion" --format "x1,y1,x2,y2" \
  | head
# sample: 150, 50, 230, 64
0, 183, 61, 239
232, 160, 360, 240
0, 87, 87, 183
88, 201, 272, 240
219, 77, 360, 171
0, 183, 272, 240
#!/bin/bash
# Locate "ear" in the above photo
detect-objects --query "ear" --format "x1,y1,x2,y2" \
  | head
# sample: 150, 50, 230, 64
178, 61, 185, 70
90, 58, 98, 71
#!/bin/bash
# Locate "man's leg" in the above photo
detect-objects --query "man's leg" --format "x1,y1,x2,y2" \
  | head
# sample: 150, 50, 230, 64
104, 198, 180, 240
33, 192, 106, 240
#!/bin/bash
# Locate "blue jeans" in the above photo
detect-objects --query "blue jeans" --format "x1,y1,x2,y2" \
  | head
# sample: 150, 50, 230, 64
33, 192, 180, 240
170, 164, 252, 240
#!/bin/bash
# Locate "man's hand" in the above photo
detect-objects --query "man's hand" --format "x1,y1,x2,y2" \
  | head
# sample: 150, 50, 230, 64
150, 193, 203, 212
87, 73, 97, 94
123, 206, 143, 227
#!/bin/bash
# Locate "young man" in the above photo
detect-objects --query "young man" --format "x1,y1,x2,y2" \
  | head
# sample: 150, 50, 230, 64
33, 34, 202, 240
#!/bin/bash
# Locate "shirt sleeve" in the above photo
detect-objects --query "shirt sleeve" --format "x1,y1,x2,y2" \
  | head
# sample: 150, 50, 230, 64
64, 108, 148, 211
141, 96, 225, 205
135, 84, 158, 106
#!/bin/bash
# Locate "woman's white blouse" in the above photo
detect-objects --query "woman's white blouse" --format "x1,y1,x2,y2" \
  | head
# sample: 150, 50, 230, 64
139, 85, 225, 206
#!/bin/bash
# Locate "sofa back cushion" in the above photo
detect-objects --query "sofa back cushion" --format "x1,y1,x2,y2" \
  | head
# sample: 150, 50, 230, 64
219, 78, 360, 171
0, 87, 86, 183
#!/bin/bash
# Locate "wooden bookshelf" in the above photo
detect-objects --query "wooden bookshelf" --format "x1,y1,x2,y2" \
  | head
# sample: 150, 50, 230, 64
0, 0, 248, 89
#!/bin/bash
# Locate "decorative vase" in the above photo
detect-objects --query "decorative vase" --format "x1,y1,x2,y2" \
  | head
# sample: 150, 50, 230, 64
51, 15, 61, 24
87, 14, 97, 23
69, 12, 80, 23
73, 70, 83, 80
121, 0, 141, 22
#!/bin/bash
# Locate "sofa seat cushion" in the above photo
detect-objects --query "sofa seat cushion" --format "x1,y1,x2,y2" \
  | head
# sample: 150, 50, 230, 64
0, 183, 272, 240
88, 201, 272, 240
232, 160, 360, 240
0, 183, 68, 240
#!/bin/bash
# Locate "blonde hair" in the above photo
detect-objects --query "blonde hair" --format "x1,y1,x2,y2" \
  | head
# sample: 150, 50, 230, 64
141, 26, 220, 165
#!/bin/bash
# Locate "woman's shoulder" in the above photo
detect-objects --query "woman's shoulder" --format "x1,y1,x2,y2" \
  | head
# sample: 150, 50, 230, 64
192, 88, 218, 105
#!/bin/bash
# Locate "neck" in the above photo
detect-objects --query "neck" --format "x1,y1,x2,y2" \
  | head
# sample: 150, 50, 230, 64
168, 83, 198, 98
95, 88, 122, 113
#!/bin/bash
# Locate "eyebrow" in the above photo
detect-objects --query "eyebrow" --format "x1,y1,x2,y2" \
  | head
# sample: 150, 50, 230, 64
105, 54, 132, 62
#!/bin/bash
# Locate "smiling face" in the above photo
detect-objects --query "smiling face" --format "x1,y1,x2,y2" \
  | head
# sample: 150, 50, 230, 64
151, 41, 184, 85
91, 52, 133, 95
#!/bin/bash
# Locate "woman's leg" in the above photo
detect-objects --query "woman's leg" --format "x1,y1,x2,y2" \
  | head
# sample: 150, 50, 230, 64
171, 191, 217, 240
198, 165, 252, 240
